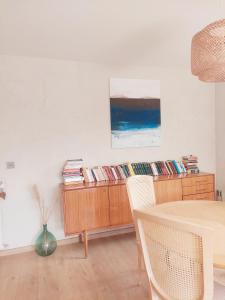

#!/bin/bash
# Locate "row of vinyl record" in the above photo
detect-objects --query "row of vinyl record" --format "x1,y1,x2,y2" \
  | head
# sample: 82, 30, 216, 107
82, 160, 190, 183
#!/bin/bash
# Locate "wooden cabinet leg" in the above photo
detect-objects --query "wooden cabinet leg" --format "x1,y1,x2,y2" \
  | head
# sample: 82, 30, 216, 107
78, 233, 82, 243
83, 230, 88, 258
137, 240, 142, 270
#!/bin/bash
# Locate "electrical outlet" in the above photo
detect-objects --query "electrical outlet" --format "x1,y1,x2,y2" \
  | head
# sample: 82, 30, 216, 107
0, 181, 4, 193
216, 189, 223, 201
0, 179, 6, 199
6, 161, 15, 169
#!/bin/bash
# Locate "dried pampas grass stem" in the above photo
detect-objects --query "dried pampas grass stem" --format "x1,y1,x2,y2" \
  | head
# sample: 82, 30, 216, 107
33, 184, 57, 225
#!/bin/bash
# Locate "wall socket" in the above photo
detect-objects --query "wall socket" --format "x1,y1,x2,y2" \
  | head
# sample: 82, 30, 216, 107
216, 189, 223, 201
6, 161, 15, 169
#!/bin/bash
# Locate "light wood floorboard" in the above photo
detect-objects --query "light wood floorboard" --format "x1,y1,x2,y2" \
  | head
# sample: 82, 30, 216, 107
0, 233, 149, 300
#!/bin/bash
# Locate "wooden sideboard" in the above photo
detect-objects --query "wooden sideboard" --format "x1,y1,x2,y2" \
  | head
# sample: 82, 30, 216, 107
61, 172, 215, 256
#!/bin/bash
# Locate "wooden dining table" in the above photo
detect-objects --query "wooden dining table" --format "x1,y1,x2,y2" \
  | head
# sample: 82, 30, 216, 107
142, 200, 225, 270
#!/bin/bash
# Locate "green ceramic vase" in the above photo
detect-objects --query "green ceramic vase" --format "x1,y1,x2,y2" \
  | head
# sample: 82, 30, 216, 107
35, 224, 57, 257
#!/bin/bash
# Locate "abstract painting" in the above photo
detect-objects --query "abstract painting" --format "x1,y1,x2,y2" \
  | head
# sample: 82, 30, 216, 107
110, 78, 161, 148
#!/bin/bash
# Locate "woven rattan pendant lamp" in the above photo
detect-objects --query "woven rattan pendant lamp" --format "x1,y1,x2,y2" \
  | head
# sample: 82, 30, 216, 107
191, 19, 225, 82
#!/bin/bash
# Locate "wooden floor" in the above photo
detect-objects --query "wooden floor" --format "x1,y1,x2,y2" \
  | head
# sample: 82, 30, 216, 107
0, 233, 150, 300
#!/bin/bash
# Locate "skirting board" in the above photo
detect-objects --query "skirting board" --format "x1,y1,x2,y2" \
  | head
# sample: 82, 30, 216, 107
0, 224, 135, 257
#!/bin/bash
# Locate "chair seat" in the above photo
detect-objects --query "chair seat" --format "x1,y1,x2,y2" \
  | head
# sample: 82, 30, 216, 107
214, 268, 225, 286
214, 281, 225, 299
213, 268, 225, 299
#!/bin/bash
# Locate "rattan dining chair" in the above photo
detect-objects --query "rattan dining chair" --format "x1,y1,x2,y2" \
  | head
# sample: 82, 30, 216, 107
126, 175, 156, 269
134, 209, 217, 300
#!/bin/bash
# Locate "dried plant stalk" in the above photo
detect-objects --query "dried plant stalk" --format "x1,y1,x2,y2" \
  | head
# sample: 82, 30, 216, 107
45, 196, 58, 224
33, 184, 56, 225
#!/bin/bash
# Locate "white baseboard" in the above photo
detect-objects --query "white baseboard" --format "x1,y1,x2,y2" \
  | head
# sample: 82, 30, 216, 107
0, 225, 135, 257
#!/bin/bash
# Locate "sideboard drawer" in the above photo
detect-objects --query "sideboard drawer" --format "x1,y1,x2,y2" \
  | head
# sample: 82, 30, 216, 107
183, 192, 215, 201
182, 175, 213, 187
182, 175, 214, 196
182, 183, 214, 196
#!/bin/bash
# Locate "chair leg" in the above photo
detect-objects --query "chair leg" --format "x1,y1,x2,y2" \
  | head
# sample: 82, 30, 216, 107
83, 230, 88, 258
137, 240, 142, 270
78, 232, 82, 243
136, 240, 143, 285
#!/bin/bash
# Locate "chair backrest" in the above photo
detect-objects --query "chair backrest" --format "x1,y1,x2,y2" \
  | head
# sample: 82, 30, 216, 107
126, 175, 156, 215
134, 209, 214, 300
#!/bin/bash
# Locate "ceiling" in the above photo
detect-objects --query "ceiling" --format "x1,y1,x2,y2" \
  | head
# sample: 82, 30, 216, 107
0, 0, 222, 67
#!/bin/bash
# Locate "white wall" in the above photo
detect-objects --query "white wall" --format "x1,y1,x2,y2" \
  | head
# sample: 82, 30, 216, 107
0, 55, 215, 249
215, 84, 225, 196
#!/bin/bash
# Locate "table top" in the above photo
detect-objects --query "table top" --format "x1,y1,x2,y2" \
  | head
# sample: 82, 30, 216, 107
142, 200, 225, 269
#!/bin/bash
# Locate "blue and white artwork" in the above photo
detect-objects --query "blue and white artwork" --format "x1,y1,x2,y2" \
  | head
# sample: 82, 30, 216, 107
110, 78, 161, 148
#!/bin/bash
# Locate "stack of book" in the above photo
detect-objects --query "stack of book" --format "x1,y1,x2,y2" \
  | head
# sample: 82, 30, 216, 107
81, 160, 187, 183
182, 155, 199, 174
62, 159, 84, 185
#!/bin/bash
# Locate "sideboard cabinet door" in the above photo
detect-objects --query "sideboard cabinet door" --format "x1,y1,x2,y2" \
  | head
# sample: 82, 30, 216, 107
109, 185, 133, 226
154, 179, 183, 204
63, 187, 110, 235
